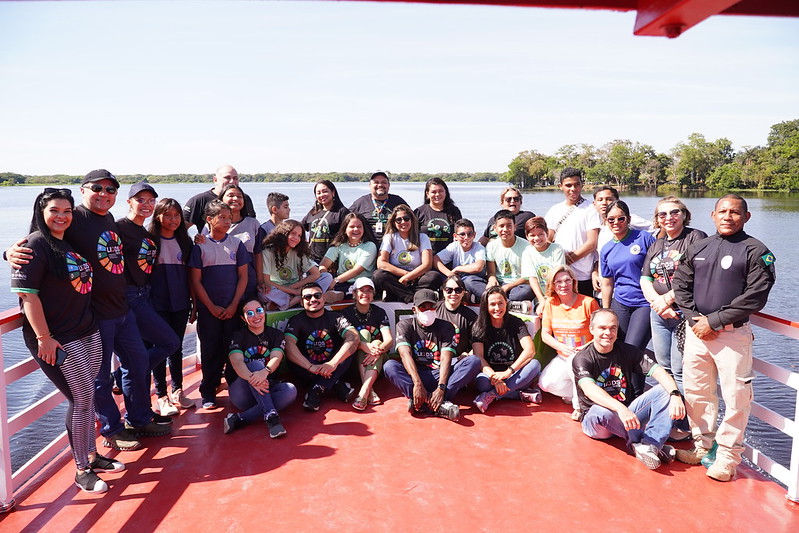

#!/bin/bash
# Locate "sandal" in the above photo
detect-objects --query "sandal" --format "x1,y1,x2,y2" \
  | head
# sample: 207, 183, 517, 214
352, 396, 368, 411
367, 391, 382, 405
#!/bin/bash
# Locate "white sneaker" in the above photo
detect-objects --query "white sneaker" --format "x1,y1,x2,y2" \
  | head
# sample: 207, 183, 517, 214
170, 388, 195, 409
632, 442, 662, 470
158, 396, 179, 417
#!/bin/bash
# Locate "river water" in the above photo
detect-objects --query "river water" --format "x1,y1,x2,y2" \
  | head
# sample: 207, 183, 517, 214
1, 182, 797, 474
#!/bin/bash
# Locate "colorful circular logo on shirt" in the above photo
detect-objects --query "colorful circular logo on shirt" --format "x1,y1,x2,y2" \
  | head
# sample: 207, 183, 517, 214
596, 364, 627, 402
344, 258, 355, 270
500, 260, 513, 277
397, 251, 413, 265
97, 230, 124, 274
487, 341, 514, 365
649, 249, 683, 282
305, 329, 334, 362
244, 345, 269, 362
426, 217, 450, 239
537, 265, 551, 283
310, 218, 330, 241
277, 266, 293, 281
630, 244, 641, 255
356, 324, 379, 342
137, 238, 157, 274
413, 339, 440, 368
65, 251, 92, 294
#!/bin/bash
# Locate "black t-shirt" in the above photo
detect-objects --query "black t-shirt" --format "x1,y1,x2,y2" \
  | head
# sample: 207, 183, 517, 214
341, 304, 390, 343
395, 317, 456, 369
301, 206, 350, 263
285, 310, 354, 364
229, 325, 285, 362
482, 210, 535, 241
116, 217, 158, 288
572, 341, 658, 413
64, 205, 128, 320
348, 193, 408, 245
641, 227, 707, 296
11, 232, 97, 345
471, 314, 530, 371
183, 188, 257, 232
414, 204, 463, 254
435, 300, 476, 356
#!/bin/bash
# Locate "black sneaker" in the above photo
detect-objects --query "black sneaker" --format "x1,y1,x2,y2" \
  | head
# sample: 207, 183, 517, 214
127, 421, 171, 438
90, 453, 125, 473
333, 380, 356, 403
102, 429, 142, 451
223, 413, 244, 434
303, 385, 324, 411
152, 413, 173, 425
266, 414, 287, 439
75, 469, 108, 493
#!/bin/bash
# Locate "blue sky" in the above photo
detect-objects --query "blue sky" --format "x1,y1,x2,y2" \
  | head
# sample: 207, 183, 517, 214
1, 1, 797, 175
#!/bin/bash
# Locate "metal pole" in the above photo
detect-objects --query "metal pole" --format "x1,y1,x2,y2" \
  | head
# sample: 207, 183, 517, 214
0, 339, 16, 513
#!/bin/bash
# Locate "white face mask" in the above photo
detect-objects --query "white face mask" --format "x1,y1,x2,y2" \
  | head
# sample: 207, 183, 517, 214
417, 309, 436, 327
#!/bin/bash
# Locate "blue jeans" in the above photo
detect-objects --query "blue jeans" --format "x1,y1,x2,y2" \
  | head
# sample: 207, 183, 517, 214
384, 355, 481, 401
461, 274, 487, 302
152, 308, 191, 397
475, 360, 541, 400
650, 309, 684, 388
581, 385, 673, 450
611, 298, 651, 396
507, 283, 534, 302
126, 286, 180, 374
229, 360, 297, 422
97, 311, 155, 435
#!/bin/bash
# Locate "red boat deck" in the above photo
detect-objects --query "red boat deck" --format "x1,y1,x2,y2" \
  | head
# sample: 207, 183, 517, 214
2, 369, 798, 532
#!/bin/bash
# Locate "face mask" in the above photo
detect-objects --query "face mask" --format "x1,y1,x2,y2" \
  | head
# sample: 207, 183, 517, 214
417, 309, 436, 327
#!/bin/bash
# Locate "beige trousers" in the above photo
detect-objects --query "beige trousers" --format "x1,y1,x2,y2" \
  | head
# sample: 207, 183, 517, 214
682, 323, 754, 466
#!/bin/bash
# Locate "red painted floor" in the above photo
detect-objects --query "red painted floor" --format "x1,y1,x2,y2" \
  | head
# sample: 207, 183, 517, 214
2, 370, 798, 533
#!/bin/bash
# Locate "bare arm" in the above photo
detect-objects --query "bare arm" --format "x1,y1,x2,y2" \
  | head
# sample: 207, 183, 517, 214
600, 276, 614, 309
18, 293, 63, 365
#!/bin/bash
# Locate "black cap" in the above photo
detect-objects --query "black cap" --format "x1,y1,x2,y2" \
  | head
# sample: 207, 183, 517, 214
128, 182, 158, 199
370, 171, 389, 181
413, 289, 438, 308
82, 169, 120, 189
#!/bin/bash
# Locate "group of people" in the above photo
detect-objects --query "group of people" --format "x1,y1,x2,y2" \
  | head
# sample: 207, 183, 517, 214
6, 164, 775, 494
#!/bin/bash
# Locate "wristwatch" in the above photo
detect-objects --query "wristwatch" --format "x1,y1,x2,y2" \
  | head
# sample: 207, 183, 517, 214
437, 383, 446, 391
670, 389, 682, 397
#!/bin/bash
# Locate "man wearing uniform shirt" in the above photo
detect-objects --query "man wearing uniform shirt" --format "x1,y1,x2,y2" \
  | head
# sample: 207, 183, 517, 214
384, 289, 481, 421
284, 282, 360, 412
574, 309, 686, 471
348, 171, 408, 245
672, 194, 776, 482
183, 164, 256, 232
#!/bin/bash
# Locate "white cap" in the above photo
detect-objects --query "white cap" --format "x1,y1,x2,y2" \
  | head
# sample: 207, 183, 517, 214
353, 277, 375, 290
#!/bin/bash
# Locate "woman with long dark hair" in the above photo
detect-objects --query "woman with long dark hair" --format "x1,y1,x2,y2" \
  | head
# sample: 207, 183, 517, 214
12, 188, 121, 493
414, 177, 462, 254
319, 212, 378, 295
302, 179, 350, 263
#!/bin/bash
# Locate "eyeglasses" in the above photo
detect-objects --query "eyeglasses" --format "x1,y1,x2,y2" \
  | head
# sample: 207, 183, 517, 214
85, 184, 117, 195
395, 216, 411, 224
657, 209, 682, 219
455, 231, 475, 238
245, 307, 265, 317
606, 216, 627, 224
443, 287, 464, 295
302, 292, 323, 301
504, 196, 522, 203
44, 187, 72, 196
133, 197, 157, 205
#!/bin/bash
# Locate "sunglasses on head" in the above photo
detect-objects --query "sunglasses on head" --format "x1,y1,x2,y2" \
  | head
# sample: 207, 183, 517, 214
302, 292, 323, 301
44, 187, 72, 196
443, 287, 464, 295
245, 307, 265, 317
395, 216, 411, 224
85, 184, 117, 194
657, 209, 682, 219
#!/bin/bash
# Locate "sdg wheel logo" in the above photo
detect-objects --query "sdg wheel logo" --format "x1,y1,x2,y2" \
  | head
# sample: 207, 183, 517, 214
66, 252, 93, 294
97, 231, 124, 274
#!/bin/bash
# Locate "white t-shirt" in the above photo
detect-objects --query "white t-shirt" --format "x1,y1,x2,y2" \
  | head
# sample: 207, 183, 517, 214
436, 241, 486, 274
380, 232, 432, 271
486, 236, 530, 285
544, 199, 602, 281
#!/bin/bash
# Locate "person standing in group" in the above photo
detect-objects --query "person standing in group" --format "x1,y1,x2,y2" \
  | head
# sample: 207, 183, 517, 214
639, 196, 707, 387
319, 212, 378, 296
373, 205, 442, 303
188, 200, 249, 409
478, 186, 535, 246
433, 218, 487, 303
302, 179, 350, 263
672, 194, 776, 482
149, 198, 196, 413
348, 171, 408, 245
544, 167, 601, 297
471, 286, 541, 413
341, 278, 393, 411
258, 192, 291, 239
485, 210, 534, 305
223, 299, 297, 438
183, 165, 256, 232
11, 188, 123, 493
414, 177, 462, 254
521, 216, 566, 313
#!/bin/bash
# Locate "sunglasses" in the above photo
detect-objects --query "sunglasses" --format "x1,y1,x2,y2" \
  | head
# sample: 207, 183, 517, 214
44, 187, 72, 196
302, 292, 323, 301
85, 184, 118, 194
606, 216, 627, 224
245, 307, 265, 317
455, 231, 475, 238
443, 287, 464, 295
504, 196, 522, 203
133, 197, 157, 205
416, 302, 436, 311
657, 209, 682, 219
395, 216, 411, 224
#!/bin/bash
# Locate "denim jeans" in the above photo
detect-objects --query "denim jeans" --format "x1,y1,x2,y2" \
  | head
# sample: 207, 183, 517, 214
229, 360, 297, 422
506, 283, 535, 302
461, 274, 487, 302
384, 354, 481, 401
650, 309, 683, 388
126, 286, 180, 373
581, 385, 673, 449
97, 311, 155, 435
152, 308, 191, 397
475, 359, 541, 400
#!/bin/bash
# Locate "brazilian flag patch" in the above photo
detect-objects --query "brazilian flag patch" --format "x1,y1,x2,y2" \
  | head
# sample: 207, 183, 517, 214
761, 252, 776, 267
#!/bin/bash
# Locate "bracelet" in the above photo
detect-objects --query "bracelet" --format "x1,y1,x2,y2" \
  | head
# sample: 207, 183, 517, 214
508, 366, 515, 374
36, 332, 51, 340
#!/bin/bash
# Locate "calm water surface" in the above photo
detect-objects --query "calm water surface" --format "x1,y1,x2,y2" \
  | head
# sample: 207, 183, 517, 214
1, 182, 797, 474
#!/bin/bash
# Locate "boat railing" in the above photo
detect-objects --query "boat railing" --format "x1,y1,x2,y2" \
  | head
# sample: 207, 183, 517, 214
1, 307, 798, 511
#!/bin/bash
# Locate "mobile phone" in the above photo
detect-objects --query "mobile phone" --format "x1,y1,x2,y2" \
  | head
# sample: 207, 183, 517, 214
55, 347, 68, 366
